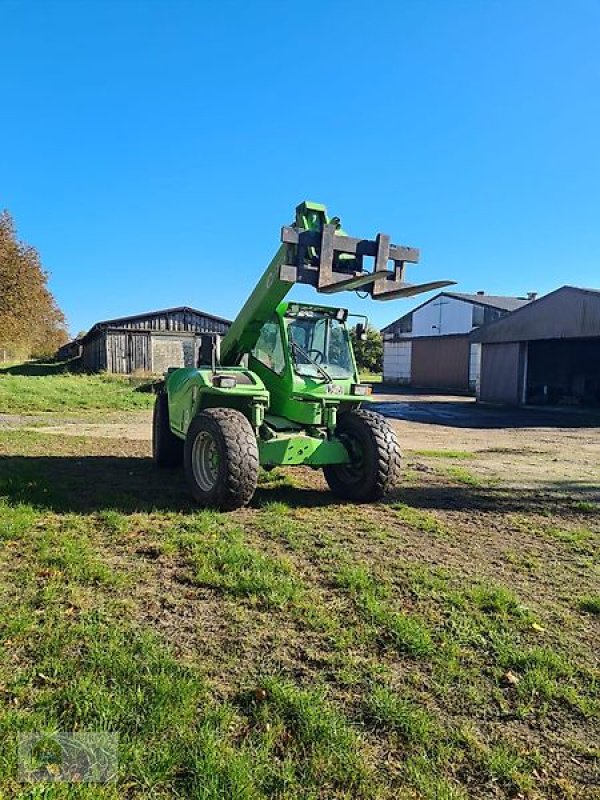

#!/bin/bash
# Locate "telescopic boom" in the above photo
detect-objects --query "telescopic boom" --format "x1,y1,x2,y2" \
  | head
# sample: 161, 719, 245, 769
220, 201, 454, 366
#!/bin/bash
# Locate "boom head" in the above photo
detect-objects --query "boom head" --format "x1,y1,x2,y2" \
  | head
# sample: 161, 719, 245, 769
282, 201, 455, 300
219, 201, 454, 366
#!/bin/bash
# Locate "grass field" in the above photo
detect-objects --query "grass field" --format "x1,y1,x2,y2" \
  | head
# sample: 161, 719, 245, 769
0, 373, 598, 798
0, 362, 155, 413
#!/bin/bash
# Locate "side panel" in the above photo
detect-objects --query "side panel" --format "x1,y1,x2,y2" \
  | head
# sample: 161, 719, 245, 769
469, 343, 481, 393
478, 342, 524, 404
166, 368, 269, 437
411, 335, 470, 390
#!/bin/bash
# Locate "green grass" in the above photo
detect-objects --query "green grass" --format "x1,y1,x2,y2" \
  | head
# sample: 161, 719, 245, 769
364, 686, 438, 744
0, 359, 75, 377
572, 499, 599, 514
0, 503, 376, 798
336, 564, 434, 656
412, 449, 473, 460
193, 541, 300, 608
0, 497, 38, 539
0, 376, 598, 798
390, 502, 448, 536
443, 465, 483, 486
545, 525, 596, 552
578, 595, 600, 615
0, 373, 154, 412
0, 464, 595, 797
180, 524, 301, 609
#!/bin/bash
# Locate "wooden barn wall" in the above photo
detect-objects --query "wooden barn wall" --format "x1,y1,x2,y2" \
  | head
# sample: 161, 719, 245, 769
82, 333, 107, 372
106, 331, 151, 374
83, 311, 231, 373
116, 311, 229, 335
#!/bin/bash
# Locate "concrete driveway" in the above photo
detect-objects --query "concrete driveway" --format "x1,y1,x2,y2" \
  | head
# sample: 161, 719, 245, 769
370, 387, 600, 429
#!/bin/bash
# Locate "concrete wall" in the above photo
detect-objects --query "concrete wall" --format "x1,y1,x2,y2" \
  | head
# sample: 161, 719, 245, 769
151, 333, 198, 374
383, 341, 412, 382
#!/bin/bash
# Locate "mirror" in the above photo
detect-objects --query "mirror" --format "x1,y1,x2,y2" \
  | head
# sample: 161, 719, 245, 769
355, 323, 367, 342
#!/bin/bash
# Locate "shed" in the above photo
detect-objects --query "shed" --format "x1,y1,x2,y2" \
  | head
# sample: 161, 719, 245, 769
81, 306, 231, 374
471, 286, 600, 406
382, 291, 532, 391
56, 337, 83, 362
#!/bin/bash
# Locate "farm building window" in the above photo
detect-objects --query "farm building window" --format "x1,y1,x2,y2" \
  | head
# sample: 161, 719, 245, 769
472, 305, 485, 327
473, 306, 506, 328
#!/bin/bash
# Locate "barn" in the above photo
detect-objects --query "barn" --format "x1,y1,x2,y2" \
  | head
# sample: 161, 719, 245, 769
382, 291, 532, 392
80, 306, 231, 374
471, 286, 600, 406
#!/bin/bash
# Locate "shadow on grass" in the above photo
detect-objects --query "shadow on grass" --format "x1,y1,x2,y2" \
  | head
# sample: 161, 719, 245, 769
0, 455, 598, 516
0, 359, 76, 376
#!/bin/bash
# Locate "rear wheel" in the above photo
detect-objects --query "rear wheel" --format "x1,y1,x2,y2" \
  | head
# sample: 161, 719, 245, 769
152, 391, 183, 467
184, 408, 259, 510
323, 409, 401, 502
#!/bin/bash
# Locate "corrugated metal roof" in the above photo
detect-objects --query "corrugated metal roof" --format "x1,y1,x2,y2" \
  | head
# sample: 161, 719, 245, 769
81, 306, 232, 342
89, 305, 231, 330
444, 292, 531, 312
471, 286, 600, 343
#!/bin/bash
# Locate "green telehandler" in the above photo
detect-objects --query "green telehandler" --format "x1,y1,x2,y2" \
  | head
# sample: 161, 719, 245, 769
153, 202, 453, 509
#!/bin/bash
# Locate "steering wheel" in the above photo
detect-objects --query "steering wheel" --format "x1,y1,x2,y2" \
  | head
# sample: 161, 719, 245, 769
306, 349, 324, 363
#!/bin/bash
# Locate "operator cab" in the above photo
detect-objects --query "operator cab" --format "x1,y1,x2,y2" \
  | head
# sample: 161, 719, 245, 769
286, 305, 354, 381
248, 301, 367, 425
250, 303, 358, 386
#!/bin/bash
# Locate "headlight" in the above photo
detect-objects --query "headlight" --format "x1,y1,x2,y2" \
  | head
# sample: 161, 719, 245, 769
213, 375, 237, 389
351, 384, 371, 396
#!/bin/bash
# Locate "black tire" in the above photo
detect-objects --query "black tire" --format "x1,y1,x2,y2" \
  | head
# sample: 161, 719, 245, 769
184, 408, 259, 510
323, 409, 401, 502
152, 392, 184, 467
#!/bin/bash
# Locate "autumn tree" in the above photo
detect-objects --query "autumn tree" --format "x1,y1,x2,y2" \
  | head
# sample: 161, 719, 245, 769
0, 211, 68, 360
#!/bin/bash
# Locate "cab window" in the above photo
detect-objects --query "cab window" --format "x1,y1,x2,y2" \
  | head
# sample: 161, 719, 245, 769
252, 320, 286, 374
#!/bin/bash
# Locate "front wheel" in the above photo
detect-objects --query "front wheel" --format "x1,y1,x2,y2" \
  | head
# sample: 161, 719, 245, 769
323, 410, 401, 502
184, 408, 259, 510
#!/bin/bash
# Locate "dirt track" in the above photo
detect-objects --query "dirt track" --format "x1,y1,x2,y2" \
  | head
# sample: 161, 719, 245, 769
4, 393, 599, 498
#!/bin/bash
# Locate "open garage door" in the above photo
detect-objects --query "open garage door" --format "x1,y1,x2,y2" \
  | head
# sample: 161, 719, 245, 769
527, 338, 600, 406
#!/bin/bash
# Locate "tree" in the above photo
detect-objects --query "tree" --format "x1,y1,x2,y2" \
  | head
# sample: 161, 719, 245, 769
350, 325, 383, 374
0, 211, 68, 360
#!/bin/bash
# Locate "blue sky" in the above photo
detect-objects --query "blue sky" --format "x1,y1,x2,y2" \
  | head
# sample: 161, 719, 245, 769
1, 0, 599, 336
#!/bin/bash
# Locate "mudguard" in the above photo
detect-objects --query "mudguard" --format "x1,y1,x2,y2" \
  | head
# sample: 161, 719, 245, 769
165, 367, 269, 438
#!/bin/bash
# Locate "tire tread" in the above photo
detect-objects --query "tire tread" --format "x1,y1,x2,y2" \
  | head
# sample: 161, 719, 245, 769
185, 407, 259, 510
324, 409, 401, 501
